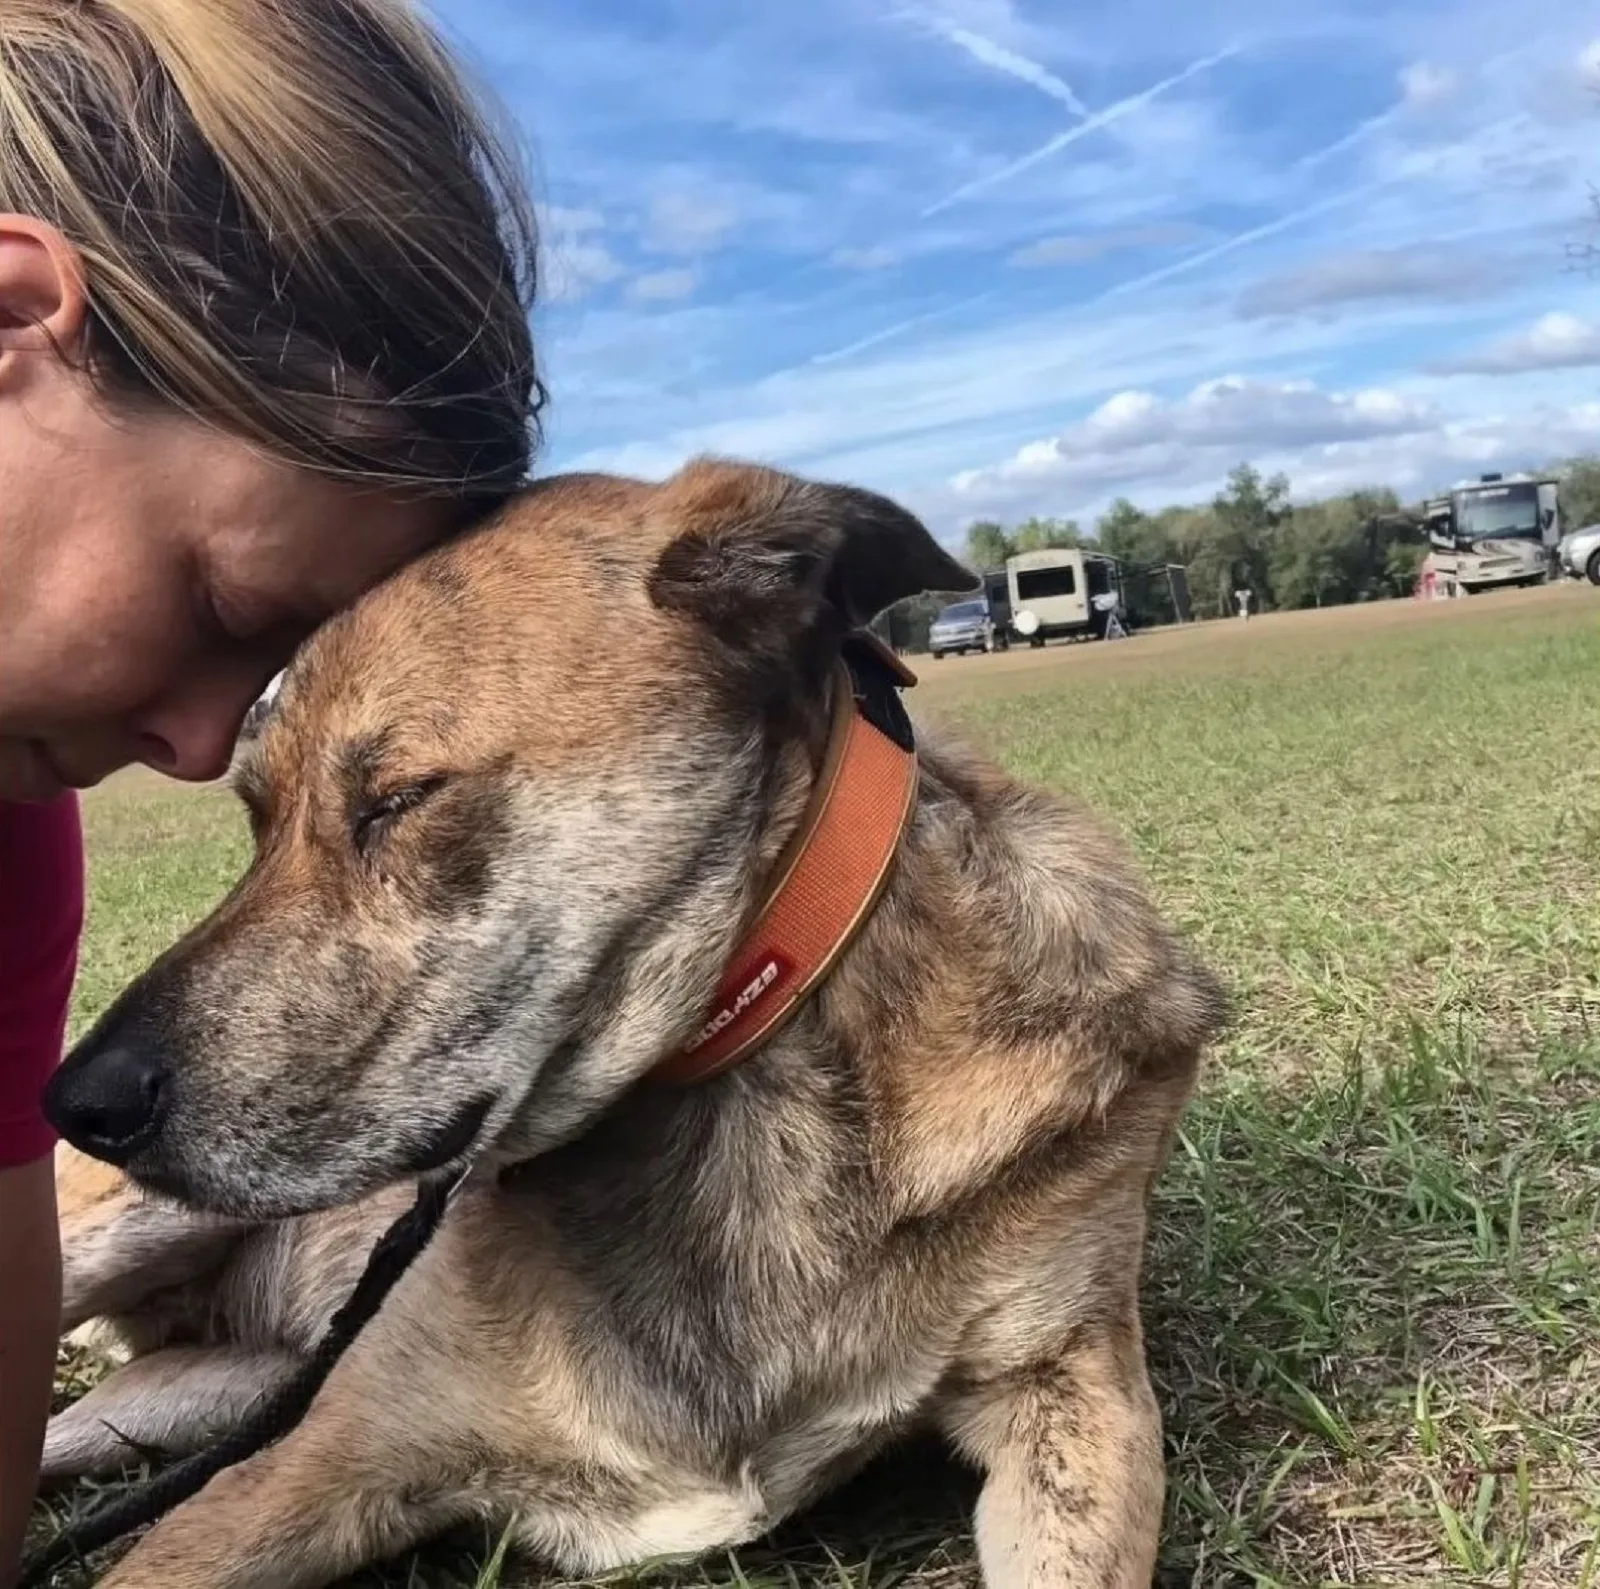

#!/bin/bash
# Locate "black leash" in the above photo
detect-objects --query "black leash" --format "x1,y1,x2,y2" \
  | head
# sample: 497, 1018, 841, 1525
21, 1166, 470, 1587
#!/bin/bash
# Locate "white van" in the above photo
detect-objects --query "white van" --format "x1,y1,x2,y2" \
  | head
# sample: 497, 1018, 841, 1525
1005, 549, 1125, 645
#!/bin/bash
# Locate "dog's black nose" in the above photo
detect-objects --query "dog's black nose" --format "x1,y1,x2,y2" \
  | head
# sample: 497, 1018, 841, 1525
43, 1042, 170, 1164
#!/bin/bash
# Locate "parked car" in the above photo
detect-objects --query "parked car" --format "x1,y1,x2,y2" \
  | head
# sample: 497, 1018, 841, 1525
928, 598, 994, 659
1557, 523, 1600, 584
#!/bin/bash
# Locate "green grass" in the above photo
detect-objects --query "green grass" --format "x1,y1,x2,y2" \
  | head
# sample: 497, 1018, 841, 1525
68, 773, 250, 1038
37, 589, 1600, 1587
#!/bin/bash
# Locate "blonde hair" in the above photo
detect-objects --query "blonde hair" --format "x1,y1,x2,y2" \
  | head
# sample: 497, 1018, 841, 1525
0, 0, 542, 504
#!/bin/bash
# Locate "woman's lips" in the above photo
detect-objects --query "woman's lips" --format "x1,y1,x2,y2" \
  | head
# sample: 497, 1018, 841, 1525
34, 741, 113, 793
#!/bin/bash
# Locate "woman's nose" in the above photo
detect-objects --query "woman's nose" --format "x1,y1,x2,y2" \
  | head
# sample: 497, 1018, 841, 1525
133, 674, 268, 782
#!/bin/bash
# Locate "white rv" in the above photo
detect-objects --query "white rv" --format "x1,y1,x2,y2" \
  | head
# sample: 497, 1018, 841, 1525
1426, 473, 1561, 594
1005, 548, 1125, 646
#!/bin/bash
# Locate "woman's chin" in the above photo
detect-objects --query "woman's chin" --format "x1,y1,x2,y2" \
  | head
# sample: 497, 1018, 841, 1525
0, 738, 69, 803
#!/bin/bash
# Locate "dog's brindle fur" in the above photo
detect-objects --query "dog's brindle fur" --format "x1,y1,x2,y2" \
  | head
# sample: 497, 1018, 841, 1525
46, 459, 1226, 1588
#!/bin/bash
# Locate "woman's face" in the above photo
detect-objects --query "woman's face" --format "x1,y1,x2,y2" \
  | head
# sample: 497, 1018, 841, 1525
0, 218, 453, 802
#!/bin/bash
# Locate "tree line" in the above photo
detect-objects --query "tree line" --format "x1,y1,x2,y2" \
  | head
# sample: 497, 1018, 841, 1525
873, 453, 1600, 651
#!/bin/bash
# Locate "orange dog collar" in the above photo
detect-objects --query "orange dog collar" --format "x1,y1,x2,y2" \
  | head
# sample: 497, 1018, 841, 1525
654, 633, 919, 1085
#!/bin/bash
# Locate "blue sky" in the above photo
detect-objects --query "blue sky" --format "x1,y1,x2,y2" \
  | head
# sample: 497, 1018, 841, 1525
432, 0, 1600, 542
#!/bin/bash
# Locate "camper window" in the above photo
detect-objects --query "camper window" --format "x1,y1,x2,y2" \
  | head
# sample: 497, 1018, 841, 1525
1016, 565, 1077, 600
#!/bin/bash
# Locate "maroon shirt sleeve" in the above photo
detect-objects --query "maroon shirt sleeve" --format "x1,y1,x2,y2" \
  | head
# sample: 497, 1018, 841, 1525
0, 794, 84, 1168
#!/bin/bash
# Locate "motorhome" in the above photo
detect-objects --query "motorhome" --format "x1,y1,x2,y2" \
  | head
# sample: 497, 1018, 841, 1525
1426, 473, 1561, 594
1005, 547, 1126, 645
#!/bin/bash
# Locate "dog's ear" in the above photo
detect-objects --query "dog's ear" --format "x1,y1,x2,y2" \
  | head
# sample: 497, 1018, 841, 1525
647, 457, 975, 666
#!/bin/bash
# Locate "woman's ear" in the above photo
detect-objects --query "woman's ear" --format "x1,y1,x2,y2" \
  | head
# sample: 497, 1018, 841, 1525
0, 215, 89, 371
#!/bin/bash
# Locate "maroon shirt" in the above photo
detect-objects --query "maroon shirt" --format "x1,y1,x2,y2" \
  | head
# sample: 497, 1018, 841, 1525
0, 795, 83, 1168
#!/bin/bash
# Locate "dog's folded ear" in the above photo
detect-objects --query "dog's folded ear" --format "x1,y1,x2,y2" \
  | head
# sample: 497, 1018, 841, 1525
648, 457, 975, 670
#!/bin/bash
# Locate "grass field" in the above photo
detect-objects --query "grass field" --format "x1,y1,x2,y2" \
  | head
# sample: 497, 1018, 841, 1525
38, 584, 1600, 1588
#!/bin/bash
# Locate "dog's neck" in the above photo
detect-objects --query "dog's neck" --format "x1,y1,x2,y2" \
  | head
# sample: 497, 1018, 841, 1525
651, 633, 921, 1086
490, 632, 924, 1195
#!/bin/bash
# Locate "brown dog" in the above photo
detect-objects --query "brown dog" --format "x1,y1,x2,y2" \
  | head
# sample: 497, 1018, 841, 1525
43, 460, 1226, 1588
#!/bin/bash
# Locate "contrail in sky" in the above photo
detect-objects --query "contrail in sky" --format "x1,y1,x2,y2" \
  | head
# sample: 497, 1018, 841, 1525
917, 16, 1091, 117
922, 43, 1245, 217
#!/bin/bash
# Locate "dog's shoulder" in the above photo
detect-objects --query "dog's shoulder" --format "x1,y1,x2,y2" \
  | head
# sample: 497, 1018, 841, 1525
829, 726, 1226, 1221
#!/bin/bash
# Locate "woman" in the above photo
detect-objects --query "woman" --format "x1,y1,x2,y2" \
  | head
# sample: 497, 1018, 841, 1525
0, 1, 543, 1578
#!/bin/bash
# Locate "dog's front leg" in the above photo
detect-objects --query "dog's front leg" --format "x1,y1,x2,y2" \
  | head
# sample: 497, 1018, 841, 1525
92, 1365, 468, 1589
57, 1146, 254, 1333
942, 1318, 1165, 1589
41, 1344, 302, 1483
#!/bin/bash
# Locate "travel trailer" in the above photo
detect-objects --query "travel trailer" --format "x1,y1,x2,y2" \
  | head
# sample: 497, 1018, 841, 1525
1005, 547, 1126, 645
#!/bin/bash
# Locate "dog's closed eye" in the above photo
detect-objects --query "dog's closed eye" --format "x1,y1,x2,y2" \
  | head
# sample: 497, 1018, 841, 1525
354, 778, 446, 855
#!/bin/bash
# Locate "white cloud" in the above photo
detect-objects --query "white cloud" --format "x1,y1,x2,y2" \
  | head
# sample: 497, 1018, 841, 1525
948, 376, 1437, 507
627, 268, 701, 304
643, 189, 738, 256
1578, 39, 1600, 88
546, 244, 626, 303
1270, 401, 1600, 502
1431, 311, 1600, 374
930, 384, 1600, 529
540, 207, 624, 304
1400, 62, 1458, 109
1009, 223, 1204, 268
554, 253, 1589, 501
542, 205, 606, 235
831, 244, 901, 270
525, 1, 1600, 540
1238, 248, 1503, 319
